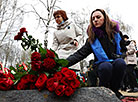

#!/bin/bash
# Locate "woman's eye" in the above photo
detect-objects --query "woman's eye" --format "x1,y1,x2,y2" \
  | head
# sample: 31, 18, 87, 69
92, 16, 101, 21
96, 16, 101, 19
92, 17, 95, 21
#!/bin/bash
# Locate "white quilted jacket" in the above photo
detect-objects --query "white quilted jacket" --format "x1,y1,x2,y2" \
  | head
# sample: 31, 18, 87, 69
52, 20, 83, 71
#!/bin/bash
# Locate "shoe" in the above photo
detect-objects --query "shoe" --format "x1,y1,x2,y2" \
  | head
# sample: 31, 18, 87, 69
127, 88, 138, 92
134, 87, 138, 92
127, 88, 134, 92
115, 91, 124, 99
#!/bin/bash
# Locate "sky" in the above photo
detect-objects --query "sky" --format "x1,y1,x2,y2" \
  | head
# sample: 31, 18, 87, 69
58, 0, 138, 41
20, 0, 138, 48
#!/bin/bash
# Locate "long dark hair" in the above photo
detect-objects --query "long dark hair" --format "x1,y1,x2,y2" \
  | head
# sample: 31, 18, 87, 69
87, 9, 118, 43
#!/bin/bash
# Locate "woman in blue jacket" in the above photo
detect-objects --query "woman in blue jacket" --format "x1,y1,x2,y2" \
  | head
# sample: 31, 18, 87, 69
66, 9, 126, 99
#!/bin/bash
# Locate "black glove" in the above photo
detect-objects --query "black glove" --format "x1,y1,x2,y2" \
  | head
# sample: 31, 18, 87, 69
121, 52, 127, 59
111, 53, 126, 59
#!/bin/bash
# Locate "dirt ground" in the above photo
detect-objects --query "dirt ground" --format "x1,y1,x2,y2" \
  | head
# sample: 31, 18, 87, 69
119, 90, 138, 97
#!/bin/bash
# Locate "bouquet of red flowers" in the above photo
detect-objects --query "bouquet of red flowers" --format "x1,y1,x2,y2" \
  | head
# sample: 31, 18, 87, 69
0, 62, 14, 90
3, 27, 87, 96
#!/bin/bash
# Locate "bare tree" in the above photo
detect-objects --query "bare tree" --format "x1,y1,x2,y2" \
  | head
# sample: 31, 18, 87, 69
0, 39, 31, 67
0, 0, 2, 9
70, 8, 90, 43
0, 0, 28, 67
31, 0, 60, 49
116, 15, 133, 37
104, 7, 133, 38
69, 8, 92, 72
0, 0, 25, 47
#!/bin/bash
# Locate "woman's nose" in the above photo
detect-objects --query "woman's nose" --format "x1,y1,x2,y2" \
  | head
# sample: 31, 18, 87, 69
94, 18, 98, 22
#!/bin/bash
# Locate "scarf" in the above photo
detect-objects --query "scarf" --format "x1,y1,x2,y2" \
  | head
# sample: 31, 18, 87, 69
57, 20, 71, 30
92, 27, 106, 38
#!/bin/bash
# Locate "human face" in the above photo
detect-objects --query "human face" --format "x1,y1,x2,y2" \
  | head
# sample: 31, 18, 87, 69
92, 11, 104, 28
54, 15, 64, 24
124, 38, 128, 41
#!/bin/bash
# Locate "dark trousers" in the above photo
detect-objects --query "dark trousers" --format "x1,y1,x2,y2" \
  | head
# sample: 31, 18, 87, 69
125, 64, 138, 89
97, 58, 126, 92
135, 68, 138, 79
88, 69, 98, 86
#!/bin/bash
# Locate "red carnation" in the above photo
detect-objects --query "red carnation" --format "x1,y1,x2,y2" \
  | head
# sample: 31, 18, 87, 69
60, 77, 70, 86
46, 77, 58, 92
28, 74, 38, 83
53, 71, 63, 81
0, 78, 14, 90
16, 82, 27, 90
62, 69, 77, 80
20, 74, 30, 84
0, 68, 14, 90
31, 52, 41, 61
20, 74, 37, 84
70, 79, 80, 89
20, 27, 27, 33
55, 85, 65, 96
14, 32, 23, 40
29, 83, 36, 89
64, 86, 75, 96
46, 49, 55, 58
31, 61, 42, 71
61, 67, 69, 74
0, 68, 14, 80
43, 58, 56, 71
35, 73, 47, 91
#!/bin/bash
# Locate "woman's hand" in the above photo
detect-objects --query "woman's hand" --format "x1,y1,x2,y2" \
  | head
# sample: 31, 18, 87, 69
74, 40, 78, 46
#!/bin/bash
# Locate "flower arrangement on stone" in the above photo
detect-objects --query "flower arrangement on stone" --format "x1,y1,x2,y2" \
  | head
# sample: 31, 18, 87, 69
0, 62, 15, 90
0, 27, 86, 96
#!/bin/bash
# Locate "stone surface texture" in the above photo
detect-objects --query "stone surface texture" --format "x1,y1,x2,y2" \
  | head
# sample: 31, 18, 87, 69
0, 87, 121, 102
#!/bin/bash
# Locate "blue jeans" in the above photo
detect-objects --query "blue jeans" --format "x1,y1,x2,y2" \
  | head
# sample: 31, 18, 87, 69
98, 58, 126, 92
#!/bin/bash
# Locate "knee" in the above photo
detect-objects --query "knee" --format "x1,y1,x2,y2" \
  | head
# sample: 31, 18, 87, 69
113, 58, 127, 73
114, 58, 126, 69
114, 58, 126, 65
98, 62, 112, 75
98, 62, 112, 71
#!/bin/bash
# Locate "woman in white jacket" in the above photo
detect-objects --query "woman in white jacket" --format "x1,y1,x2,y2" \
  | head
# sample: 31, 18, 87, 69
124, 40, 138, 92
52, 10, 83, 71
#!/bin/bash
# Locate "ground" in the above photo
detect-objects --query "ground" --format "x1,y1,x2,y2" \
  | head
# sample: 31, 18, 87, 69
120, 90, 138, 97
120, 90, 138, 102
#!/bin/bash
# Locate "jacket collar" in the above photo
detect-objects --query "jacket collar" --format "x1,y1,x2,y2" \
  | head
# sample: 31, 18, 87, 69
57, 20, 71, 30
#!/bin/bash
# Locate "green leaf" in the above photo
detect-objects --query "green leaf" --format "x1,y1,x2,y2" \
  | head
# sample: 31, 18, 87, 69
28, 35, 32, 39
14, 72, 27, 80
28, 69, 38, 75
56, 59, 68, 67
21, 43, 26, 51
9, 66, 16, 72
31, 38, 34, 41
39, 46, 47, 60
50, 48, 59, 59
13, 80, 19, 85
44, 72, 50, 77
56, 67, 62, 72
22, 38, 26, 41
